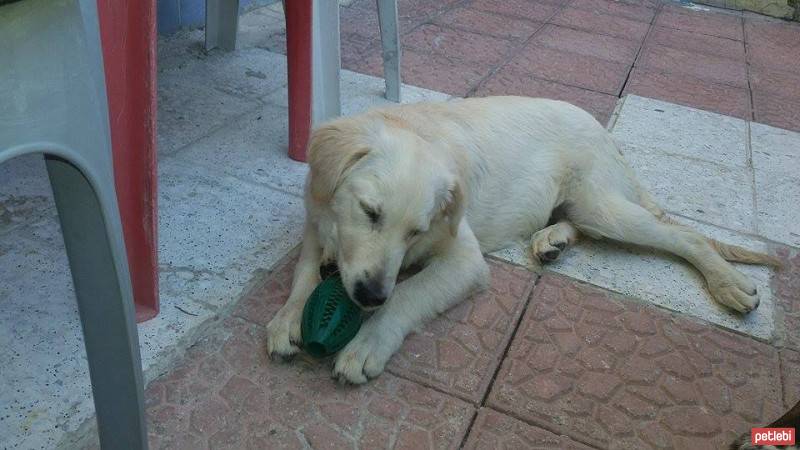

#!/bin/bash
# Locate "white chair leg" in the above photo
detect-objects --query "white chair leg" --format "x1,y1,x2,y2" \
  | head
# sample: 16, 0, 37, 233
205, 0, 240, 51
376, 0, 401, 102
311, 0, 342, 124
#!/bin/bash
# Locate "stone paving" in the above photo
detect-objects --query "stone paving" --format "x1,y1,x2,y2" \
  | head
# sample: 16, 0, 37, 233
140, 250, 799, 449
4, 0, 800, 448
488, 275, 784, 449
332, 0, 800, 130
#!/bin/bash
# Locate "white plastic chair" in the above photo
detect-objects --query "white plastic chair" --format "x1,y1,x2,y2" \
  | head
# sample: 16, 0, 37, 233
0, 0, 147, 448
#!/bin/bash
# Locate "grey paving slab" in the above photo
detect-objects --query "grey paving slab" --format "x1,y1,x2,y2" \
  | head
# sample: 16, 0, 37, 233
0, 153, 50, 197
0, 154, 55, 234
612, 95, 749, 168
157, 157, 305, 296
751, 122, 800, 177
170, 103, 308, 197
157, 72, 262, 155
751, 123, 800, 247
754, 170, 800, 248
620, 141, 756, 234
611, 94, 756, 235
162, 47, 289, 100
263, 68, 452, 116
237, 3, 287, 50
490, 215, 776, 341
1, 159, 100, 448
136, 273, 218, 385
0, 217, 92, 450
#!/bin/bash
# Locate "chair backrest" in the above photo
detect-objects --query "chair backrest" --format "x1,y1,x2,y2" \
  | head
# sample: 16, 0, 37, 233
0, 0, 113, 184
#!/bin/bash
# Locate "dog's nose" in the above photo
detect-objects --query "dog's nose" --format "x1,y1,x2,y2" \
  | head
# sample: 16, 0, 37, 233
353, 279, 387, 308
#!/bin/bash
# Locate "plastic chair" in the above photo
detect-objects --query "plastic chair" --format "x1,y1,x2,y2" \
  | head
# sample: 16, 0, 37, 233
204, 0, 401, 161
0, 0, 148, 448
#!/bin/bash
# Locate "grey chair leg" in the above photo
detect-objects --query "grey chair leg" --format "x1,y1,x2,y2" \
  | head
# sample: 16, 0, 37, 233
312, 0, 342, 123
205, 0, 240, 51
45, 156, 147, 450
376, 0, 401, 102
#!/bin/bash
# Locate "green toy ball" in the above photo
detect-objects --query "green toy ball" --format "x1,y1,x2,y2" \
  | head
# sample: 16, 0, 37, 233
301, 274, 363, 358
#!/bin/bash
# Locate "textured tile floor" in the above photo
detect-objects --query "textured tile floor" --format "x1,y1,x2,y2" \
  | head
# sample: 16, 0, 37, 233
4, 1, 800, 448
488, 275, 783, 450
139, 252, 790, 449
332, 0, 800, 129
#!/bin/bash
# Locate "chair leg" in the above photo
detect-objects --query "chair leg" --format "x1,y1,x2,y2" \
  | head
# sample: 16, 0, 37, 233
376, 0, 401, 102
205, 0, 240, 51
285, 0, 313, 162
312, 0, 341, 123
45, 156, 147, 450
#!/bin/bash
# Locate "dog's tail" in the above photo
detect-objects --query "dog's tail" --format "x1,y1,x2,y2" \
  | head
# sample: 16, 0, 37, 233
637, 189, 782, 268
707, 239, 782, 267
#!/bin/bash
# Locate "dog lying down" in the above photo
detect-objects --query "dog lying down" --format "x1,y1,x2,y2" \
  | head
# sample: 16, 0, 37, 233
266, 96, 779, 384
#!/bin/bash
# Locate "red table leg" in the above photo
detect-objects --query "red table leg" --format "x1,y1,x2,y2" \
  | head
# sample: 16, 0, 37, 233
285, 0, 313, 162
96, 0, 160, 322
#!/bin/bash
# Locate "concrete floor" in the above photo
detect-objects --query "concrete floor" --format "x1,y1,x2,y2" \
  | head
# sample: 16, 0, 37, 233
0, 20, 447, 450
2, 1, 800, 448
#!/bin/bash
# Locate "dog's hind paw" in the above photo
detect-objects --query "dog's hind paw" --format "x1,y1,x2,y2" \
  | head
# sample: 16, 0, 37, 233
708, 273, 759, 313
531, 222, 576, 264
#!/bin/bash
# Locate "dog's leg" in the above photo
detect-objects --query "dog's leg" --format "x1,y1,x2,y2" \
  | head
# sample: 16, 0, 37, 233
266, 223, 322, 359
570, 195, 759, 313
531, 221, 579, 263
332, 223, 489, 384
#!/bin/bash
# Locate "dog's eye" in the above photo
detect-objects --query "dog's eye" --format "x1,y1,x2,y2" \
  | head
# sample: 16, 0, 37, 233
407, 229, 422, 240
360, 202, 381, 224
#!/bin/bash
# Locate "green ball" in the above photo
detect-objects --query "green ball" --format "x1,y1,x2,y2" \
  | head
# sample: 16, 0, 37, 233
301, 274, 363, 358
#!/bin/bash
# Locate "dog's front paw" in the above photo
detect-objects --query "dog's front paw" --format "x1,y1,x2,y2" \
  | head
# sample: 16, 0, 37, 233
332, 327, 401, 384
266, 305, 303, 361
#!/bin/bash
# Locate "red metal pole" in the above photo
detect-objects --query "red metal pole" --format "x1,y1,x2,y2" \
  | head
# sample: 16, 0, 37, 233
285, 0, 313, 162
96, 0, 160, 322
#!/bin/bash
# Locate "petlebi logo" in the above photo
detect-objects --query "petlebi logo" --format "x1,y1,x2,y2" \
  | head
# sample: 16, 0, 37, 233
751, 427, 795, 446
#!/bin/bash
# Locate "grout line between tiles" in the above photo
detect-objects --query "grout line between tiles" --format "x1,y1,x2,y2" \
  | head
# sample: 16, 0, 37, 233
618, 0, 664, 98
456, 272, 541, 449
163, 146, 307, 201
464, 1, 571, 97
162, 103, 268, 158
487, 401, 606, 449
746, 120, 761, 236
741, 13, 757, 122
777, 344, 788, 408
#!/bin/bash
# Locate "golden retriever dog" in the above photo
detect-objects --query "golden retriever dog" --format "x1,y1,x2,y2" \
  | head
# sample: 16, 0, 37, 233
266, 96, 778, 384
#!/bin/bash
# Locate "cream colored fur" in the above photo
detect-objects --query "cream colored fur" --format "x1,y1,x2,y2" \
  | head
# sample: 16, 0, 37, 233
266, 96, 777, 384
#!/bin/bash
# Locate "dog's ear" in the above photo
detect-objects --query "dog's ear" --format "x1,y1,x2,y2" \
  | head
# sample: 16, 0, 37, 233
308, 122, 370, 204
442, 180, 465, 238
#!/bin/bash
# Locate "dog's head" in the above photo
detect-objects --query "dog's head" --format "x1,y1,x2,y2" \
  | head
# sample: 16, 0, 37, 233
307, 114, 465, 310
